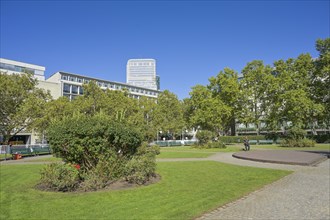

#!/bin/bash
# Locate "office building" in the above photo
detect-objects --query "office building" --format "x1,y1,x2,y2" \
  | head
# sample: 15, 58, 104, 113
1, 58, 161, 144
0, 58, 46, 81
126, 59, 159, 90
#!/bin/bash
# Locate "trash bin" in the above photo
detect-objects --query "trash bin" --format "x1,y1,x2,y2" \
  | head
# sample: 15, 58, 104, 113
13, 153, 22, 160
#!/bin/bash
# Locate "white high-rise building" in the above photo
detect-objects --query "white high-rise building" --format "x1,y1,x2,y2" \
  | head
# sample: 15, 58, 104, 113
126, 59, 159, 90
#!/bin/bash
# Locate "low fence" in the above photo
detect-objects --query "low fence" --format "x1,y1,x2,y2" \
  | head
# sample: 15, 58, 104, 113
153, 140, 197, 147
0, 144, 51, 157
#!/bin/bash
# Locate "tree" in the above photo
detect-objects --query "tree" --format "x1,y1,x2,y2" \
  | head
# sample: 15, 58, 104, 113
0, 72, 51, 144
208, 68, 240, 135
239, 61, 275, 135
271, 54, 324, 132
185, 85, 231, 134
312, 38, 330, 128
153, 90, 184, 139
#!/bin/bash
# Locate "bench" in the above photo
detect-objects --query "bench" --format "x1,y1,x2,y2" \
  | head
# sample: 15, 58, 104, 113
259, 140, 273, 145
249, 140, 258, 145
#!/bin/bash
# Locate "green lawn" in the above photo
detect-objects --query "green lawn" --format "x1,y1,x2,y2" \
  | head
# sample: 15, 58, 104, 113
160, 145, 242, 153
23, 156, 63, 163
157, 151, 214, 158
0, 154, 11, 160
0, 162, 291, 220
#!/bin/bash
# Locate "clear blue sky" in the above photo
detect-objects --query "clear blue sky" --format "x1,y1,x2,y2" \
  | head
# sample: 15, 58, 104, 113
1, 0, 329, 100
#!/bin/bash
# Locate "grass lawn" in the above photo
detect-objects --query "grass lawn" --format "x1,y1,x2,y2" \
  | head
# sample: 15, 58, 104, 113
23, 156, 63, 163
160, 145, 242, 153
0, 162, 291, 220
0, 154, 12, 160
157, 151, 214, 158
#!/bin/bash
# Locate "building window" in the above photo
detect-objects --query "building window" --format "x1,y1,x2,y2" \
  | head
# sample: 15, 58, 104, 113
72, 85, 78, 94
84, 79, 89, 83
63, 83, 71, 93
77, 78, 83, 83
79, 86, 84, 95
63, 94, 70, 99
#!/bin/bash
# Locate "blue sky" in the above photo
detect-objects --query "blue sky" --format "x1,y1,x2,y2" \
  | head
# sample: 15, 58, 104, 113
1, 0, 329, 100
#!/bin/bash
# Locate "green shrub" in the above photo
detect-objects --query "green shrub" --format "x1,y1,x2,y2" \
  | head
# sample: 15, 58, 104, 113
192, 141, 226, 149
39, 163, 80, 192
219, 135, 265, 143
44, 113, 159, 192
79, 154, 128, 191
124, 144, 159, 184
47, 113, 142, 171
206, 141, 226, 149
281, 138, 316, 148
285, 127, 307, 141
196, 130, 214, 145
307, 134, 330, 143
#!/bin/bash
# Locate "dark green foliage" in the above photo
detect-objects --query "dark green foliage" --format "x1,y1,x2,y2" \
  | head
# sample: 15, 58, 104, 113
124, 143, 160, 184
47, 113, 142, 171
42, 113, 159, 191
308, 134, 330, 143
265, 132, 280, 142
39, 163, 80, 192
196, 130, 214, 145
281, 138, 316, 148
281, 127, 315, 147
285, 127, 307, 141
79, 153, 128, 191
219, 135, 266, 143
206, 141, 226, 149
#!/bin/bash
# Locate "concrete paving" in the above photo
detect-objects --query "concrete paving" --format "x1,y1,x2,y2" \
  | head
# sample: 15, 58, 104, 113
233, 150, 328, 166
196, 159, 330, 220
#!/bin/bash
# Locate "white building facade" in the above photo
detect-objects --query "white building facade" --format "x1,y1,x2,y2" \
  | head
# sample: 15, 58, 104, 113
1, 58, 161, 144
126, 59, 159, 90
0, 58, 46, 81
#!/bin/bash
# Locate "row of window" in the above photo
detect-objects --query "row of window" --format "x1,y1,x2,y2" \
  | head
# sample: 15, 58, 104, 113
63, 84, 84, 95
61, 75, 159, 96
63, 89, 142, 101
129, 62, 154, 66
0, 63, 44, 76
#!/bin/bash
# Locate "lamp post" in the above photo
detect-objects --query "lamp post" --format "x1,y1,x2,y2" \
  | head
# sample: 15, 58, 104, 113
157, 130, 162, 141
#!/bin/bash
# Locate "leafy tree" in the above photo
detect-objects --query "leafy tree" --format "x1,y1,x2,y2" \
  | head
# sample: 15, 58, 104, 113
239, 61, 275, 135
272, 54, 324, 132
312, 38, 330, 128
208, 68, 240, 135
0, 72, 51, 144
153, 90, 184, 139
33, 97, 74, 137
185, 85, 231, 134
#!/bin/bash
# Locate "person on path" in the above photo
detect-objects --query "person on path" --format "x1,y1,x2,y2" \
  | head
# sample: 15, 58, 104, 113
243, 136, 250, 151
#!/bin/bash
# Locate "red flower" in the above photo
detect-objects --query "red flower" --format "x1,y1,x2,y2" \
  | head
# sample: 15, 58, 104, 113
74, 164, 80, 170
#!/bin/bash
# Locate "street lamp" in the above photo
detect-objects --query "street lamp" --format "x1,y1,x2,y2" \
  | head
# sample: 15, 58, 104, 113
157, 130, 162, 141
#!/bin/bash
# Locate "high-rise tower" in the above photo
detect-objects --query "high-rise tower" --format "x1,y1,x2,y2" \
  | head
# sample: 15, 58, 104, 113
126, 59, 158, 90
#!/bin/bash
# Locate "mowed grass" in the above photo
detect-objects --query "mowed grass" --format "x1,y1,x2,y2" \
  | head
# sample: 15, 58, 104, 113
0, 162, 291, 220
157, 151, 214, 158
